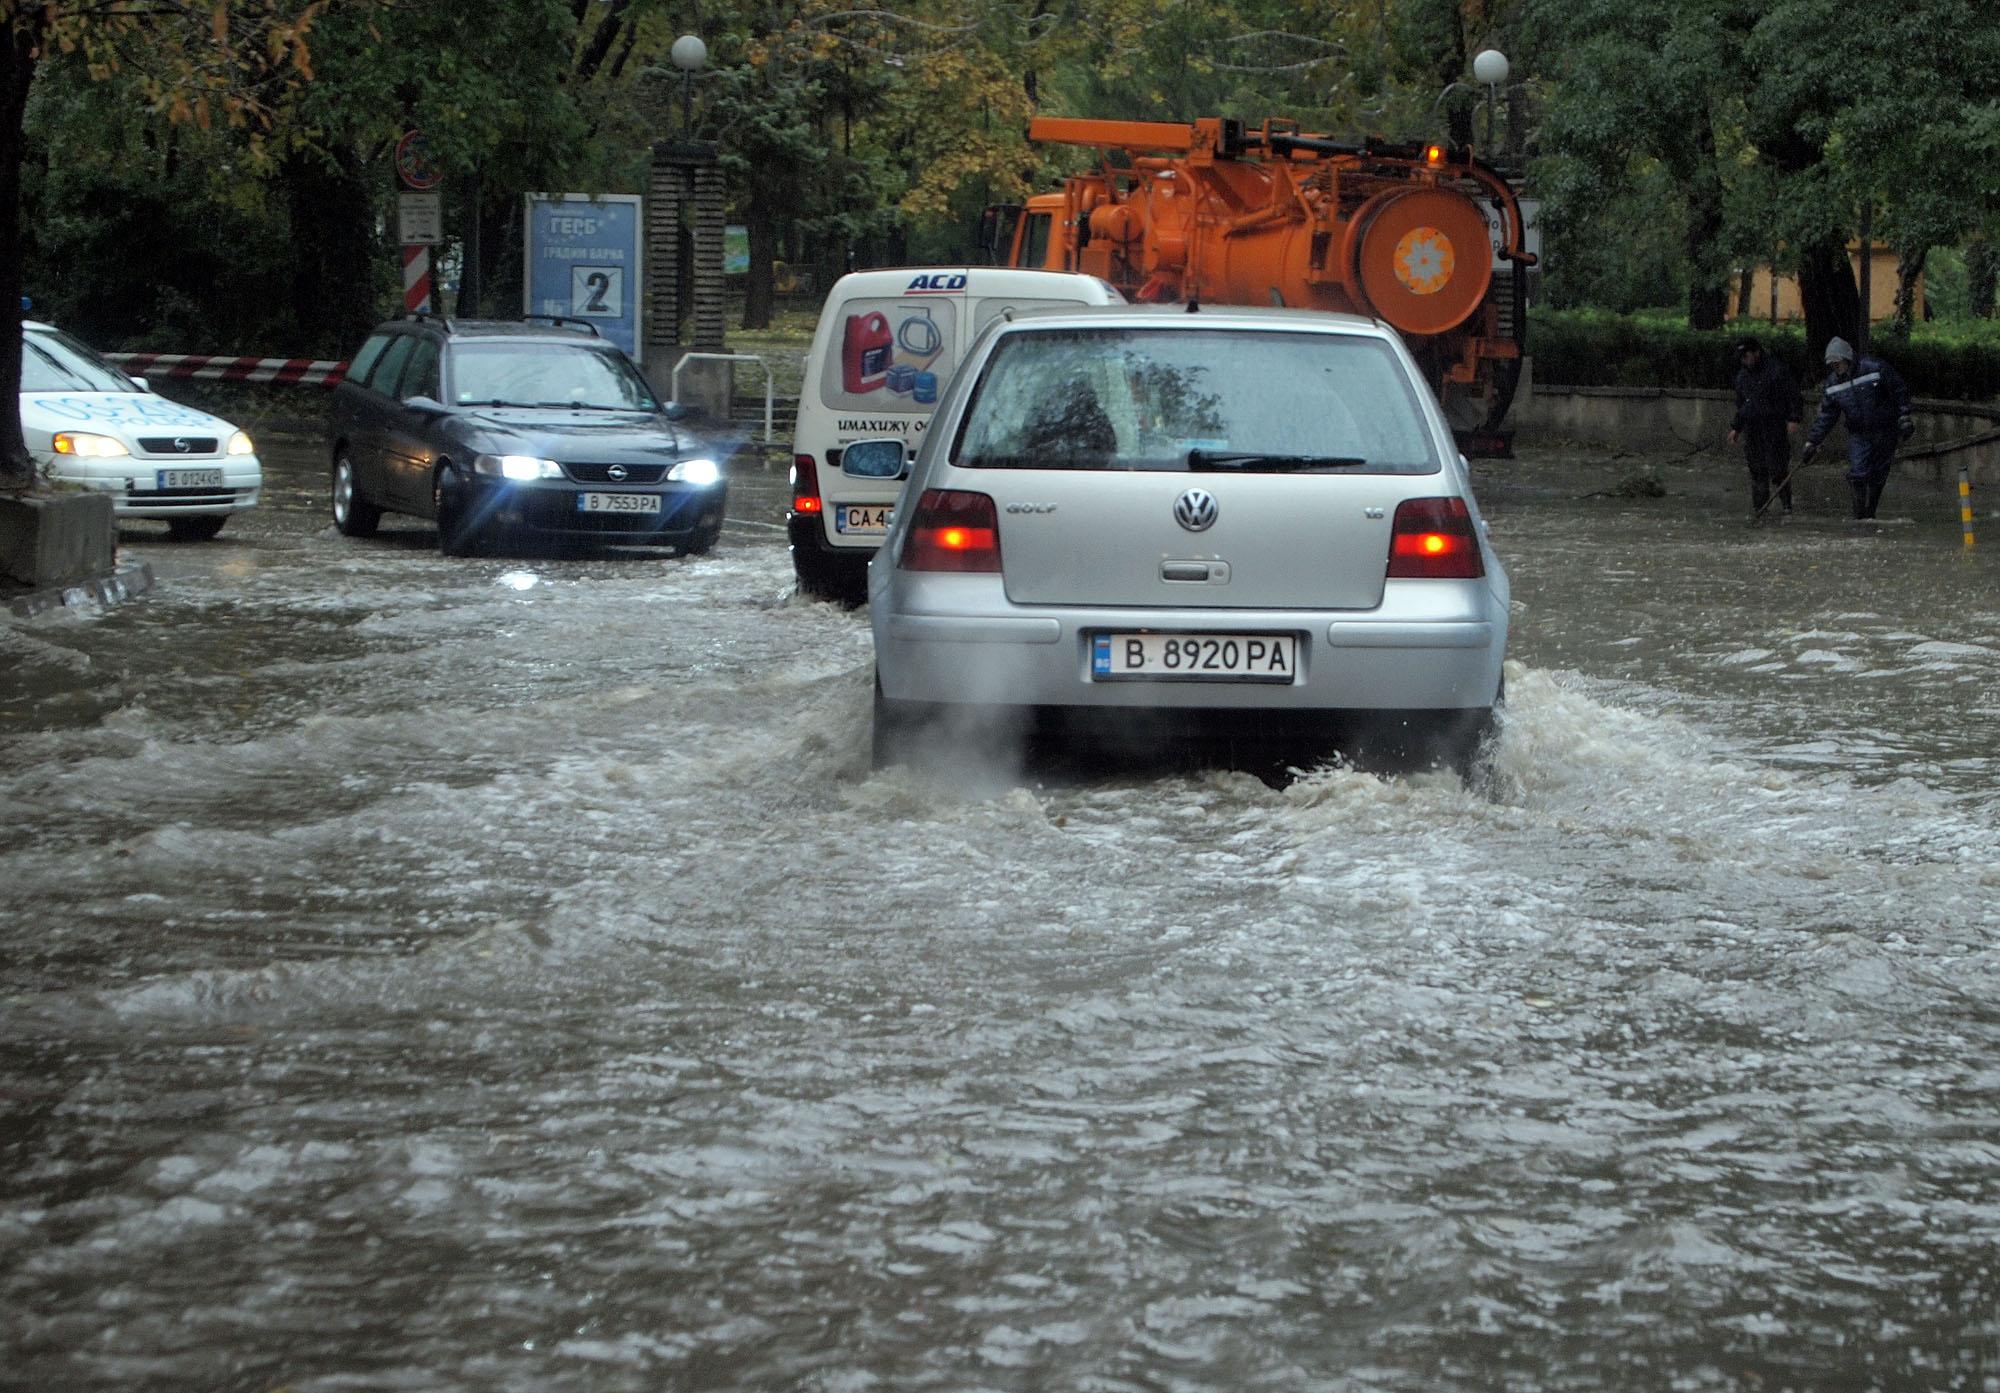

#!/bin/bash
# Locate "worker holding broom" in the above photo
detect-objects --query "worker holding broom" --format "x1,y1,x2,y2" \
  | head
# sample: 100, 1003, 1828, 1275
1803, 336, 1915, 521
1727, 336, 1802, 524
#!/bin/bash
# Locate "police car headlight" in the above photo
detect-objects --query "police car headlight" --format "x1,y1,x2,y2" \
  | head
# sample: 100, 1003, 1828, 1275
52, 432, 128, 458
474, 454, 562, 480
226, 430, 255, 456
668, 457, 720, 486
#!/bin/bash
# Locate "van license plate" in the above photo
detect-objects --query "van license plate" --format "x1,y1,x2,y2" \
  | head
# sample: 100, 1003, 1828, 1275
1092, 632, 1299, 683
836, 505, 892, 535
577, 492, 662, 514
156, 468, 223, 489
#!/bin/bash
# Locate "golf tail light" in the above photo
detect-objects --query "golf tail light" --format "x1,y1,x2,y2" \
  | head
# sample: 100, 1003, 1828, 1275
1387, 496, 1483, 579
791, 453, 822, 514
52, 432, 128, 458
900, 489, 1001, 572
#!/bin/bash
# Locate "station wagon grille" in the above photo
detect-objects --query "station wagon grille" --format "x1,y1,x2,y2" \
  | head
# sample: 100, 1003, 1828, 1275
565, 463, 668, 484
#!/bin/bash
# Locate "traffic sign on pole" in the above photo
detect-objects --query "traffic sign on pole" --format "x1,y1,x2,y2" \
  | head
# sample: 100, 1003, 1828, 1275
398, 191, 442, 245
395, 129, 441, 191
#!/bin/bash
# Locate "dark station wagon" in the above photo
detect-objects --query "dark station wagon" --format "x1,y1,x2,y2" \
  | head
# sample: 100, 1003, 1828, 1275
328, 316, 726, 556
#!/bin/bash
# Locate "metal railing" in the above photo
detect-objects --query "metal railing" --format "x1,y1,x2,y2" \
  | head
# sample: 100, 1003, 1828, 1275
672, 353, 779, 447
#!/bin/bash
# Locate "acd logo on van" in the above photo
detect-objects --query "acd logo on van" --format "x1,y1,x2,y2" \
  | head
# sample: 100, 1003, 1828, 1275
906, 272, 967, 293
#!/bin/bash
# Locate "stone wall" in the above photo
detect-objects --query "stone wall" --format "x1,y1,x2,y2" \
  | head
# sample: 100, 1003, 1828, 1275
1511, 373, 2000, 485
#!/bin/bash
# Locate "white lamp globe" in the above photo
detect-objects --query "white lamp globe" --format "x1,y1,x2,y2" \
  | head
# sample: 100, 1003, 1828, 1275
670, 34, 707, 72
1472, 49, 1510, 86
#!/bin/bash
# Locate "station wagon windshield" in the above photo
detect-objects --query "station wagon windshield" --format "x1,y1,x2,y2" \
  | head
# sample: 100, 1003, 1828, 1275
450, 343, 659, 412
953, 328, 1440, 473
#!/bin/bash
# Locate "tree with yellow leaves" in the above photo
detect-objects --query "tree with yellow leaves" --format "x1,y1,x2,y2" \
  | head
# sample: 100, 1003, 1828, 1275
1, 0, 329, 489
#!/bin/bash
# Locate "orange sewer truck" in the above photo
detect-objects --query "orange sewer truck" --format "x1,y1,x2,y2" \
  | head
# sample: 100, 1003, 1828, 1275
993, 116, 1537, 455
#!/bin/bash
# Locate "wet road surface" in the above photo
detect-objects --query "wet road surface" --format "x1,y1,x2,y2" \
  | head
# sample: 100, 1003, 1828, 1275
4, 438, 1998, 1391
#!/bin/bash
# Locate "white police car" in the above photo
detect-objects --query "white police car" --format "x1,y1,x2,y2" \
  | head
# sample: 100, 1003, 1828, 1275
22, 321, 261, 540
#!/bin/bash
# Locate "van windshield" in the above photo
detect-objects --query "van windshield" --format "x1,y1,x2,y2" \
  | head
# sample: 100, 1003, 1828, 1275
952, 327, 1441, 474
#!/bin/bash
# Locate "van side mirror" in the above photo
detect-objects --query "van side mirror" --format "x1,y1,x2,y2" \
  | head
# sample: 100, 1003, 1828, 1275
841, 437, 907, 479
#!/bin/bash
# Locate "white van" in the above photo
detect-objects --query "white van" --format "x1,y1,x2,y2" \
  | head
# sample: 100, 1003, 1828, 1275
788, 267, 1124, 600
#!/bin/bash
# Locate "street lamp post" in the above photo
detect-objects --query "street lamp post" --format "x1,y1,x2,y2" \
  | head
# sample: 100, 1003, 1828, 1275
670, 34, 706, 140
1471, 48, 1509, 155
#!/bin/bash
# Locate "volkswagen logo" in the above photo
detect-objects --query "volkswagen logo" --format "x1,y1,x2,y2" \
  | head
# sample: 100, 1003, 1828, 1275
173, 437, 191, 453
1174, 488, 1218, 532
606, 463, 629, 482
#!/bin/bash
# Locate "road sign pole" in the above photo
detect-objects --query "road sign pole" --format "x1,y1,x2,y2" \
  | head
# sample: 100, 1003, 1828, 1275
402, 244, 433, 315
395, 130, 442, 317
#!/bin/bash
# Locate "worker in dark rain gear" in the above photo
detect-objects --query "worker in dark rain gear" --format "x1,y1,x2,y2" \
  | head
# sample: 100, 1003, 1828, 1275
1726, 337, 1801, 523
1803, 336, 1915, 520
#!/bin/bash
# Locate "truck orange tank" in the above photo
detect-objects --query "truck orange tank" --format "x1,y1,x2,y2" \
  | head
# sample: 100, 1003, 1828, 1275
993, 116, 1537, 453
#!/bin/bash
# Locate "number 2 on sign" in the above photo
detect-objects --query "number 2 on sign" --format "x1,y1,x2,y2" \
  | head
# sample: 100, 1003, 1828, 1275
570, 265, 623, 317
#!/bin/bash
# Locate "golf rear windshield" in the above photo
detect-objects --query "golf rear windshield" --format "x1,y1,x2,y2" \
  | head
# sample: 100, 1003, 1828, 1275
952, 327, 1441, 473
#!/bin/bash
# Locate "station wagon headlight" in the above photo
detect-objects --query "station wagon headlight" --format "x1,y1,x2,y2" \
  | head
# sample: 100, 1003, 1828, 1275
668, 457, 720, 486
226, 430, 255, 456
474, 453, 562, 480
52, 432, 128, 458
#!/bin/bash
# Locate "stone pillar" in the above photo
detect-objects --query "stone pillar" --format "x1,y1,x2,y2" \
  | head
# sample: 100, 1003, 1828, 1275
645, 145, 686, 362
643, 141, 731, 422
691, 160, 727, 352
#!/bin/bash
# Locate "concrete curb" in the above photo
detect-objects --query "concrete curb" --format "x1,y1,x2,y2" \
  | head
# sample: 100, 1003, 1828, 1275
3, 560, 156, 619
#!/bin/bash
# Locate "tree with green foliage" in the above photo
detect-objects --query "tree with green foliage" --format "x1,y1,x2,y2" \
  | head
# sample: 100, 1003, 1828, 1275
2, 0, 328, 491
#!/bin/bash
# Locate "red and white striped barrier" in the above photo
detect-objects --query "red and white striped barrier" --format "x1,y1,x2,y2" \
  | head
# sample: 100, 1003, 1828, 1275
108, 353, 347, 387
403, 244, 433, 315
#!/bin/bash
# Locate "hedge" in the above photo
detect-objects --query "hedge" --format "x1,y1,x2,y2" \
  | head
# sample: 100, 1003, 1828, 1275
1528, 308, 2000, 402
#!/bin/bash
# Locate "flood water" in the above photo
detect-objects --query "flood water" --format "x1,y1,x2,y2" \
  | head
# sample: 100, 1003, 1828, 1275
4, 444, 1998, 1391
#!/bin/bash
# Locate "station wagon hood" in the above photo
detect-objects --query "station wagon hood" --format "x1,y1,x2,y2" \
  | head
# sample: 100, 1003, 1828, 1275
460, 408, 692, 464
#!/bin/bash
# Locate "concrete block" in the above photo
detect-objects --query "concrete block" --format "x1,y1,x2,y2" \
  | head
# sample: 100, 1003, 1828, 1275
0, 491, 115, 588
4, 559, 154, 618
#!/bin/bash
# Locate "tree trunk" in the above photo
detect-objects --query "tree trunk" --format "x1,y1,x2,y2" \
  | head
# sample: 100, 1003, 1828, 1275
1893, 244, 1926, 337
739, 200, 776, 331
1796, 238, 1860, 361
1967, 236, 1996, 319
284, 148, 380, 357
1683, 110, 1728, 331
0, 20, 39, 489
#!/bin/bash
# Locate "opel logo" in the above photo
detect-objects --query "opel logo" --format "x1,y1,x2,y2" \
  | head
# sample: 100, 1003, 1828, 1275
1174, 488, 1218, 532
606, 463, 628, 481
173, 437, 191, 453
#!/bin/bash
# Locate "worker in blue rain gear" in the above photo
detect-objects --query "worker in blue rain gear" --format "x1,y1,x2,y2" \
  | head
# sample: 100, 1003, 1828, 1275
1726, 337, 1801, 522
1802, 336, 1915, 520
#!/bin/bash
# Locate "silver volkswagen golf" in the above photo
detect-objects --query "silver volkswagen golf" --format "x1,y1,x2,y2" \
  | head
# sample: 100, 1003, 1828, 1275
862, 305, 1508, 776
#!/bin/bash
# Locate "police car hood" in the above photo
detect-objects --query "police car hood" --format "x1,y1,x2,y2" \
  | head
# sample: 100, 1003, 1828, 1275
459, 408, 697, 465
19, 390, 234, 440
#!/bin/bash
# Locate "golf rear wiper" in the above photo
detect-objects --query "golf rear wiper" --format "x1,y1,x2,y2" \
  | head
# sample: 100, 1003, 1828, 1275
1187, 449, 1369, 472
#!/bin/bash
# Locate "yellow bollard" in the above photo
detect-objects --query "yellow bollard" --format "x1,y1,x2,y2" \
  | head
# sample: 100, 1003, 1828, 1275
1963, 463, 1977, 549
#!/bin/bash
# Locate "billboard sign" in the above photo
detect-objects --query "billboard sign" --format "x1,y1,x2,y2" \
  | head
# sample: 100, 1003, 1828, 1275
522, 193, 645, 361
